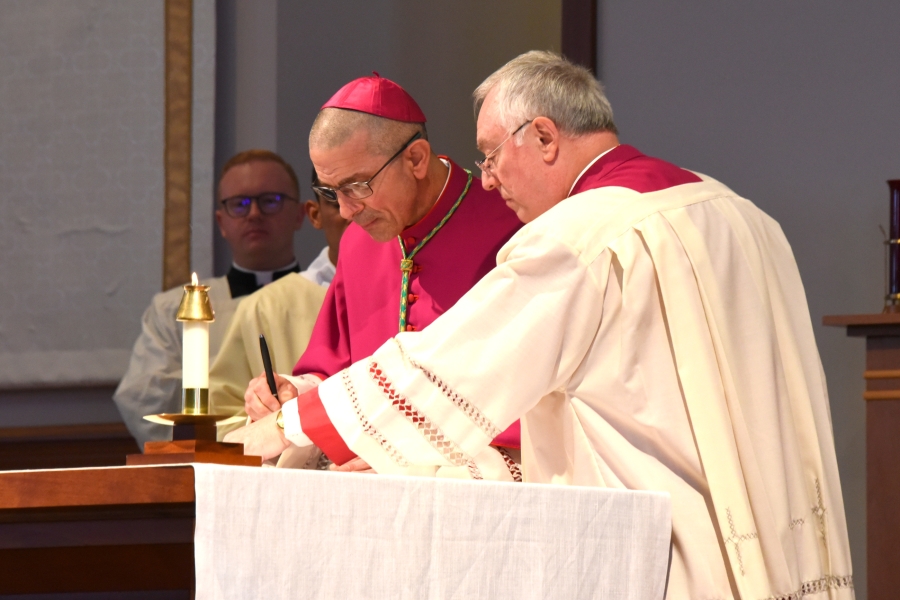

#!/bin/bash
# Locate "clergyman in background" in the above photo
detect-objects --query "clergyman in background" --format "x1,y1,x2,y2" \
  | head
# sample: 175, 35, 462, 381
210, 168, 349, 441
114, 150, 307, 448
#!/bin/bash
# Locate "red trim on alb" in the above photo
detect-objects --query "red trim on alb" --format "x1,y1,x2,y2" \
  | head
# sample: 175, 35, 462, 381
297, 387, 356, 465
491, 420, 521, 450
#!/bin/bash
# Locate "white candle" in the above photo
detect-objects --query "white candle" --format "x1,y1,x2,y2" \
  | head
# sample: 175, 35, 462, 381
182, 320, 209, 389
180, 273, 210, 390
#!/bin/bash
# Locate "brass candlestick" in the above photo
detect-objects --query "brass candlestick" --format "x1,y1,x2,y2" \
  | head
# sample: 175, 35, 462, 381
128, 274, 259, 467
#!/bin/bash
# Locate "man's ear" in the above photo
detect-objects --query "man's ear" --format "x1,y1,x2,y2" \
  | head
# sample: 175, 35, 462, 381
214, 209, 226, 237
532, 117, 560, 164
305, 199, 323, 230
407, 139, 432, 180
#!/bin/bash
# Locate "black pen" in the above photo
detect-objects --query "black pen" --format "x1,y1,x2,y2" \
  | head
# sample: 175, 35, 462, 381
259, 334, 278, 395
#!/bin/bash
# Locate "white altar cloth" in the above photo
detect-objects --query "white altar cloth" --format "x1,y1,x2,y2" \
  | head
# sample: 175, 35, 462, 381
192, 464, 672, 600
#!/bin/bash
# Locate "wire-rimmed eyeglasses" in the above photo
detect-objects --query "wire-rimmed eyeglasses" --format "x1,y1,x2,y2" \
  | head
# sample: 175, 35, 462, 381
219, 193, 297, 218
312, 131, 423, 202
475, 119, 533, 176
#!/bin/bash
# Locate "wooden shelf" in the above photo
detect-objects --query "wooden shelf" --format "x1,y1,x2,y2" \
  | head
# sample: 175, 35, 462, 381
823, 313, 900, 327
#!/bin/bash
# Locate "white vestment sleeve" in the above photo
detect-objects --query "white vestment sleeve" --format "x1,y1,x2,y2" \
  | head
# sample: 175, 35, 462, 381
316, 228, 611, 473
273, 375, 324, 469
113, 296, 183, 447
280, 398, 311, 447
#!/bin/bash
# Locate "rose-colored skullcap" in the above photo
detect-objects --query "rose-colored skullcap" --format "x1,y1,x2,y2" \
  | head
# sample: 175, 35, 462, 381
321, 72, 426, 123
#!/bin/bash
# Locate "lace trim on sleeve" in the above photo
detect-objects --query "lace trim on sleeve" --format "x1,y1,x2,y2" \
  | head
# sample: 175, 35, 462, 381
369, 360, 468, 467
465, 460, 483, 480
497, 447, 523, 482
342, 370, 409, 467
763, 574, 853, 600
393, 338, 501, 439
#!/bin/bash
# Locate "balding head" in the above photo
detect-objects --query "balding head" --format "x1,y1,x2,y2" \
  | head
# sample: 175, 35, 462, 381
308, 107, 450, 243
309, 108, 427, 158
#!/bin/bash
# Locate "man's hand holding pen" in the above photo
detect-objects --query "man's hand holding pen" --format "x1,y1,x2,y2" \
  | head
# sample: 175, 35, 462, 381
244, 372, 298, 422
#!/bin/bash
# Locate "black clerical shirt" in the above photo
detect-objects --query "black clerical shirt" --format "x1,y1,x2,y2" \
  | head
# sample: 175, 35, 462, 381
226, 264, 300, 298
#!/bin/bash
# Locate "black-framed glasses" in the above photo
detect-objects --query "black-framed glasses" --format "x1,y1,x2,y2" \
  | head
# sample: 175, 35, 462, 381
475, 119, 533, 176
310, 167, 339, 208
311, 184, 340, 208
311, 131, 422, 202
219, 193, 297, 218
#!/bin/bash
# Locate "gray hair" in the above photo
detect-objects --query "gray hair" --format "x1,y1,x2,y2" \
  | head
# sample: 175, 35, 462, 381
473, 50, 617, 139
309, 108, 427, 157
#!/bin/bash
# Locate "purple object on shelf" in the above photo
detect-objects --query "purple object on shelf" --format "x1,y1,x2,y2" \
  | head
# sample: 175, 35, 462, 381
890, 180, 900, 298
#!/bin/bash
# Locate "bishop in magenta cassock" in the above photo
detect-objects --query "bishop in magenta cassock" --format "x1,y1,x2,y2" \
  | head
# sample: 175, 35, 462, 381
227, 74, 524, 480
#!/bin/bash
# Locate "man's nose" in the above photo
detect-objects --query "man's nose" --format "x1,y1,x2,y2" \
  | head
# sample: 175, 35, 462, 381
480, 170, 497, 191
339, 197, 364, 220
246, 198, 264, 219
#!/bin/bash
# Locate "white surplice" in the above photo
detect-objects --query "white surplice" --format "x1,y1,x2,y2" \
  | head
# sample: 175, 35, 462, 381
310, 169, 853, 599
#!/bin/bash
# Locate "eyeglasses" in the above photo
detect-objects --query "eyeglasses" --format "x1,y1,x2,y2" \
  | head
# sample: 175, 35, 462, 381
219, 193, 297, 218
475, 119, 533, 176
311, 131, 422, 202
311, 185, 340, 208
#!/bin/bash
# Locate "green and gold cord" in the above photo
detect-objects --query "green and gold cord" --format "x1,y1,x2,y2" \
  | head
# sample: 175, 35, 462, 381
397, 169, 473, 332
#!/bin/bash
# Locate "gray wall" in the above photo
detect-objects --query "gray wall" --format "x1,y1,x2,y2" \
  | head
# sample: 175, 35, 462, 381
0, 0, 216, 427
601, 3, 900, 596
214, 0, 561, 275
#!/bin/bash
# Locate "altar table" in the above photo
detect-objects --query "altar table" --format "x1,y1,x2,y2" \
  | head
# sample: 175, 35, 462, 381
0, 464, 672, 599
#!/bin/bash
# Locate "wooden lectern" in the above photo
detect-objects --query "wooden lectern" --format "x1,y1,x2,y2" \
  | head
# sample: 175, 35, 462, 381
823, 312, 900, 600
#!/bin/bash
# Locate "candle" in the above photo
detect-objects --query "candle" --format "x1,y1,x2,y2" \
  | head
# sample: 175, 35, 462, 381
182, 320, 209, 389
176, 272, 215, 413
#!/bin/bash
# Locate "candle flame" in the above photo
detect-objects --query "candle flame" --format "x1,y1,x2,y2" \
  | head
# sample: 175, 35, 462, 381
191, 272, 198, 286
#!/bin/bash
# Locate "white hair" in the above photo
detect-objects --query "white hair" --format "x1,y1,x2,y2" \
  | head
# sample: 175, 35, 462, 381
474, 50, 617, 141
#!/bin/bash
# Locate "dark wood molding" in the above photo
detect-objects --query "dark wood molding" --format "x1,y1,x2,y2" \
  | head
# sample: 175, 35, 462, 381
0, 467, 195, 595
0, 422, 140, 471
0, 422, 132, 442
163, 0, 193, 291
0, 544, 194, 594
561, 0, 598, 75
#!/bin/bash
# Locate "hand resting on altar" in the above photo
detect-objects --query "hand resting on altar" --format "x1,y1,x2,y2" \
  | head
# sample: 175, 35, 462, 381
329, 456, 375, 474
224, 409, 376, 473
223, 409, 291, 460
245, 372, 298, 421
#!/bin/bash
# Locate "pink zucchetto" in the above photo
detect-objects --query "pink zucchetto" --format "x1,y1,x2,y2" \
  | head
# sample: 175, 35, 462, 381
321, 72, 427, 123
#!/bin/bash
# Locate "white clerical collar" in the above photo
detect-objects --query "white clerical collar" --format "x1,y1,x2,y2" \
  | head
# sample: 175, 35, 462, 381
299, 246, 336, 288
231, 259, 299, 287
436, 157, 451, 201
567, 145, 619, 197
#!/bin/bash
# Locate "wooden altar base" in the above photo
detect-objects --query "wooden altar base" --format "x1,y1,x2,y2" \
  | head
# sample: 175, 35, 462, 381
127, 439, 262, 467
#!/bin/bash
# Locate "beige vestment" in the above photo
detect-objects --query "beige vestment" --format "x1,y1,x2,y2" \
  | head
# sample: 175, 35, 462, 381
210, 273, 326, 440
314, 175, 853, 599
